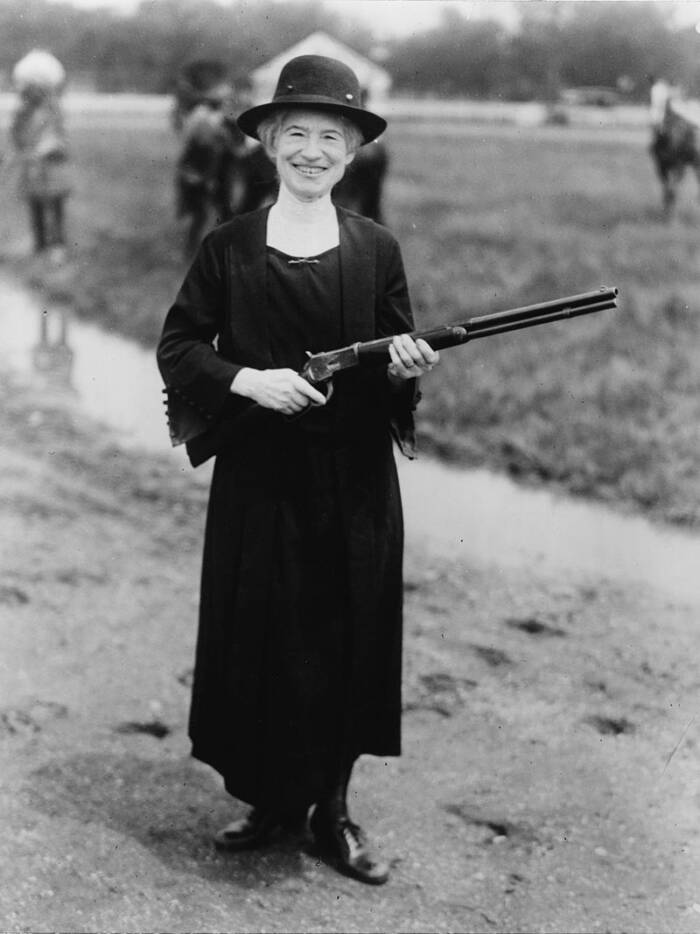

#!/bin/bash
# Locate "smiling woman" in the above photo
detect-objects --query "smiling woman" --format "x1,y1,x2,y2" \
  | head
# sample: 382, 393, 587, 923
156, 53, 440, 888
259, 110, 358, 207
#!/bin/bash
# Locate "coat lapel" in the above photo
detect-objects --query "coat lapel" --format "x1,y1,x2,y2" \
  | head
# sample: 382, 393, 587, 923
338, 209, 377, 343
225, 208, 377, 364
226, 207, 275, 367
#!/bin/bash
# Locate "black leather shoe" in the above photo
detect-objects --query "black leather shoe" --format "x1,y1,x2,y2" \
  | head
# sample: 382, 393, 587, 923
310, 808, 390, 885
215, 806, 309, 851
214, 808, 283, 851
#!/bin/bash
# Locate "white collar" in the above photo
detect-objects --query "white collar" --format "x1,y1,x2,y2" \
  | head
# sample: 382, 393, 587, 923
267, 187, 339, 257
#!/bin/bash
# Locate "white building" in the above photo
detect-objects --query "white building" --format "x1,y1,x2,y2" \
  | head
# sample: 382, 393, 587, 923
249, 31, 391, 108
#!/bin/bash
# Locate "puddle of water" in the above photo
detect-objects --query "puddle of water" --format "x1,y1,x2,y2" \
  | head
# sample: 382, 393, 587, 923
2, 273, 700, 602
399, 458, 700, 601
0, 276, 169, 452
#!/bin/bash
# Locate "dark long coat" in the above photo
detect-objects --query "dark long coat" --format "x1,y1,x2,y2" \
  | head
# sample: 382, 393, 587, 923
157, 207, 419, 811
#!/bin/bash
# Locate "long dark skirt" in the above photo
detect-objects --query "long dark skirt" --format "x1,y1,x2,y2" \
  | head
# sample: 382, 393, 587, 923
188, 416, 404, 812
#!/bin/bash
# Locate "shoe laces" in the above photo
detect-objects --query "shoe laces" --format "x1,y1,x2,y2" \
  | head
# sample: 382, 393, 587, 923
338, 817, 366, 860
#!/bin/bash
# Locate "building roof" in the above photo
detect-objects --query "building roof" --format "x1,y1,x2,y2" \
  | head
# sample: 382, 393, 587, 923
250, 31, 391, 101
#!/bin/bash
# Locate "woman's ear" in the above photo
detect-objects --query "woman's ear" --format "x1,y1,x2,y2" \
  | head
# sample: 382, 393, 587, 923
344, 151, 356, 166
261, 136, 279, 161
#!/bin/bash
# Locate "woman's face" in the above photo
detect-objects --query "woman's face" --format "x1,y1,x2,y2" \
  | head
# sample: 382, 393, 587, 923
274, 109, 355, 202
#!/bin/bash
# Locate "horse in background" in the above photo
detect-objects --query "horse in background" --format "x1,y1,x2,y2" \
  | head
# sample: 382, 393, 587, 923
649, 102, 700, 219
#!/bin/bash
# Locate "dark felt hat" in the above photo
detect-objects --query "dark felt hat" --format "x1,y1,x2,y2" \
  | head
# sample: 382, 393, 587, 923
237, 54, 386, 144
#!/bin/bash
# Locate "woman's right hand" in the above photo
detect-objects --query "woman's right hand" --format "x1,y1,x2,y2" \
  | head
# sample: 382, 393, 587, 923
231, 367, 327, 416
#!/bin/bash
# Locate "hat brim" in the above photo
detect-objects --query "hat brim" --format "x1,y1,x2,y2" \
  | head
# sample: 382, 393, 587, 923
237, 98, 386, 145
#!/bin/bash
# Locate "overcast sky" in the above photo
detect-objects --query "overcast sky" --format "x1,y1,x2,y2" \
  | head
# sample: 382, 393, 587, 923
39, 0, 700, 37
39, 0, 520, 36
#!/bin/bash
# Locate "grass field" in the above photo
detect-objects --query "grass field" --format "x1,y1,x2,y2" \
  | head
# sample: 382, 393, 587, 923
2, 117, 699, 526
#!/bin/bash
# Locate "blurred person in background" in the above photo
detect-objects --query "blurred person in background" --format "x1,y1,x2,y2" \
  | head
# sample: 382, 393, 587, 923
157, 54, 439, 886
10, 49, 71, 264
174, 79, 243, 259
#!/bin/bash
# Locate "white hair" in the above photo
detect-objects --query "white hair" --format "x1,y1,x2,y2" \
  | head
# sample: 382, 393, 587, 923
257, 109, 363, 157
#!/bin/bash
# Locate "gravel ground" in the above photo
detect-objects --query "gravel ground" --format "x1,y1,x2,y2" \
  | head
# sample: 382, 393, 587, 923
1, 368, 700, 934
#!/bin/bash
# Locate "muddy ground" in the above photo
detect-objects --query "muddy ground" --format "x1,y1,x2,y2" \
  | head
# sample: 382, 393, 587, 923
1, 364, 700, 934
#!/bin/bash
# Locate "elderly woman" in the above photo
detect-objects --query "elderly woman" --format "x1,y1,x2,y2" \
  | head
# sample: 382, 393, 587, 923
157, 55, 438, 886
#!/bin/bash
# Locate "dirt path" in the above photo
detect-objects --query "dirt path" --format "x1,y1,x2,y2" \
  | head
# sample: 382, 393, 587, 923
1, 366, 700, 934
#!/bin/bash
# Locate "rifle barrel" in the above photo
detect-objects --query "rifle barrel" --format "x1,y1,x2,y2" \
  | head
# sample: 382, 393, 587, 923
461, 286, 617, 330
356, 287, 618, 361
462, 298, 618, 343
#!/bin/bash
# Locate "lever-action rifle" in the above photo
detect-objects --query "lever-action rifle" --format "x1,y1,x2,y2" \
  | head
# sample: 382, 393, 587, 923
165, 286, 618, 459
300, 286, 618, 388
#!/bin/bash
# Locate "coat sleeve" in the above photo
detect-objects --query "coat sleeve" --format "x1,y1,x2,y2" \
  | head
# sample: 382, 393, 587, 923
156, 233, 241, 435
375, 232, 421, 459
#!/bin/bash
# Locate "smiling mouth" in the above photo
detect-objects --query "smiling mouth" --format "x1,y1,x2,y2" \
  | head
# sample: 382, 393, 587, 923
294, 165, 326, 176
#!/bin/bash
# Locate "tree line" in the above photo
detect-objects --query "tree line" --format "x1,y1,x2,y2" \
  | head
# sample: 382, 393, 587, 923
1, 0, 698, 101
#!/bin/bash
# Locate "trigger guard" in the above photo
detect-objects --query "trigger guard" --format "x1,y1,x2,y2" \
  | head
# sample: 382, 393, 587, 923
315, 381, 334, 405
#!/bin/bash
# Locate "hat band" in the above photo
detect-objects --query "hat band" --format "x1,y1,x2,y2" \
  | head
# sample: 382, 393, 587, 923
269, 92, 361, 110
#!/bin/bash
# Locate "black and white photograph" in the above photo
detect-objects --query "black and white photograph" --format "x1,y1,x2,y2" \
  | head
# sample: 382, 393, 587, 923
1, 1, 699, 931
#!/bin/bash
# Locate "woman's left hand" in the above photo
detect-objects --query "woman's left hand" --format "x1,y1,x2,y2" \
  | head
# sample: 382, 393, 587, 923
387, 334, 440, 383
